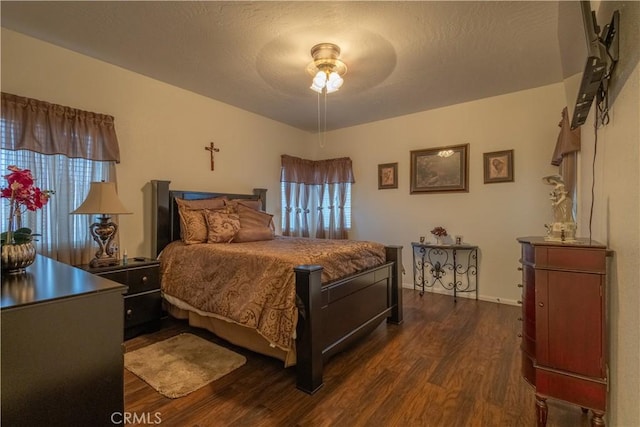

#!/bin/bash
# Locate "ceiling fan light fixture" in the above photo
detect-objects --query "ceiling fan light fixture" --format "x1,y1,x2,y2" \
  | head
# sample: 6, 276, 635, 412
312, 71, 327, 88
306, 43, 347, 94
310, 82, 324, 93
325, 86, 339, 94
325, 71, 344, 93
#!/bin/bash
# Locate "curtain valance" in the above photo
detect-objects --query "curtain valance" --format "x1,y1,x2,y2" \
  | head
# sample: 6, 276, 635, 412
281, 154, 355, 184
551, 107, 581, 166
1, 92, 121, 163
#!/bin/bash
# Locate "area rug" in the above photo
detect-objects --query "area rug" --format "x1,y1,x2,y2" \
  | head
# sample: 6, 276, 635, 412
124, 333, 246, 398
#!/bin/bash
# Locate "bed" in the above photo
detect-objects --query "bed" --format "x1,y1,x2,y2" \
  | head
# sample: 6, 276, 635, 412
151, 180, 403, 394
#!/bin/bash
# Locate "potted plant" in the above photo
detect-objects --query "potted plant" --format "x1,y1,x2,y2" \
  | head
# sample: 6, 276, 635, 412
430, 226, 448, 245
1, 165, 53, 273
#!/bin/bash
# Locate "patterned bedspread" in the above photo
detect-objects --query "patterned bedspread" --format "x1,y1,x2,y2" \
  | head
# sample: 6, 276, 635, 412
160, 236, 386, 351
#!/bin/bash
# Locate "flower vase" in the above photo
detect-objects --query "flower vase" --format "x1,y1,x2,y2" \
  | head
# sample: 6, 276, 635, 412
1, 242, 36, 274
435, 237, 442, 245
1, 165, 52, 272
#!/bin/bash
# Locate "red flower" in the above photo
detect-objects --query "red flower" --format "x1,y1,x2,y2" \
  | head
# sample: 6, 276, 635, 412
1, 165, 54, 244
430, 226, 447, 237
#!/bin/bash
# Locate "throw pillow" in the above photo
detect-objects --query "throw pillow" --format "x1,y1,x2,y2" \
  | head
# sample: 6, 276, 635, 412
205, 211, 241, 243
234, 203, 275, 243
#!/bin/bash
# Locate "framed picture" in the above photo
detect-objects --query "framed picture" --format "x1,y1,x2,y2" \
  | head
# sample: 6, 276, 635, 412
410, 144, 469, 194
483, 149, 514, 183
378, 162, 398, 189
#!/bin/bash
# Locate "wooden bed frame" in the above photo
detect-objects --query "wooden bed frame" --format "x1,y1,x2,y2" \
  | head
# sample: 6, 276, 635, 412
151, 180, 403, 394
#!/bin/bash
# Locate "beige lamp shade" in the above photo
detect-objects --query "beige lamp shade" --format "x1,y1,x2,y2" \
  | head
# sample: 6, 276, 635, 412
71, 182, 131, 215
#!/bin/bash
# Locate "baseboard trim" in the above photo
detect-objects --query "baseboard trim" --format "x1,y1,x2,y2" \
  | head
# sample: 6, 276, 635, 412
401, 282, 519, 306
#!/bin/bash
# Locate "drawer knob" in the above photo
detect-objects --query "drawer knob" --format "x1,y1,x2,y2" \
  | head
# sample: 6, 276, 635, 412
517, 333, 522, 338
517, 267, 523, 271
126, 309, 133, 318
141, 276, 148, 283
517, 317, 523, 321
517, 300, 522, 305
517, 283, 523, 288
538, 302, 544, 307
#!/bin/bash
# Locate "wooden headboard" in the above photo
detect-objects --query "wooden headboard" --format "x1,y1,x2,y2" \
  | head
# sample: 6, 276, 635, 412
151, 180, 267, 257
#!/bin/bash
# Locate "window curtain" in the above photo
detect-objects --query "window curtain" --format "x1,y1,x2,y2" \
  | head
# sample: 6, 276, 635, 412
551, 107, 581, 217
1, 92, 121, 265
1, 93, 120, 162
282, 182, 293, 235
327, 183, 337, 239
335, 182, 349, 239
280, 154, 354, 239
280, 156, 315, 237
315, 183, 327, 239
299, 184, 311, 237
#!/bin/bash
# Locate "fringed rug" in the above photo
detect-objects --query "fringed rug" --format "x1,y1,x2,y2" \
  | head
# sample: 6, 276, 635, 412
124, 333, 246, 398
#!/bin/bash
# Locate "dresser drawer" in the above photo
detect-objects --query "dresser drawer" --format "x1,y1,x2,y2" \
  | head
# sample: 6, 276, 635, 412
99, 265, 159, 295
534, 247, 606, 273
125, 291, 162, 329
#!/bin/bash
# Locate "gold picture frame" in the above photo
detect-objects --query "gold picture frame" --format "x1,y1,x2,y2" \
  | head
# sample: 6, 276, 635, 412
483, 150, 514, 183
410, 144, 469, 194
378, 162, 398, 189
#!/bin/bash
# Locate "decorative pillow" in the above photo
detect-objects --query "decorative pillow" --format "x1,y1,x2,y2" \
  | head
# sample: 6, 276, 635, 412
224, 199, 263, 212
234, 203, 275, 243
235, 227, 275, 243
205, 211, 240, 243
176, 196, 226, 211
177, 209, 208, 244
175, 197, 227, 244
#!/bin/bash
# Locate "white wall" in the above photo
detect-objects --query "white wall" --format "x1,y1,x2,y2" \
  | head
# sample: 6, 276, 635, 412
574, 60, 640, 426
560, 1, 640, 421
1, 29, 311, 257
313, 85, 564, 304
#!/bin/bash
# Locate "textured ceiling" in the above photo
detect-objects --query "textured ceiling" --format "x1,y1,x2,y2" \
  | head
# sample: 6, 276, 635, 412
1, 1, 577, 132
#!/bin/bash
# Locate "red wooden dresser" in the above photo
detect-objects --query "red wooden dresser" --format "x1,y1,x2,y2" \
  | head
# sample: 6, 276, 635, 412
517, 236, 610, 427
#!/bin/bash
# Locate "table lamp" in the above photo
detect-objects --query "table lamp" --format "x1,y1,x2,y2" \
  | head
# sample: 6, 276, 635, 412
71, 181, 131, 267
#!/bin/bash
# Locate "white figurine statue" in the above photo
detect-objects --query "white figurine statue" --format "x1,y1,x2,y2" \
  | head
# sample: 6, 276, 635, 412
542, 174, 576, 242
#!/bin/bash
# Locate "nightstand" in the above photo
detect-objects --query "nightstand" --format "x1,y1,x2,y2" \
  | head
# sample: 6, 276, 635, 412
80, 257, 162, 340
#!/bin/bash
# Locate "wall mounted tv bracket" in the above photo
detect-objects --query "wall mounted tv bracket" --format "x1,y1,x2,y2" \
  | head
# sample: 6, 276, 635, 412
571, 9, 620, 129
595, 10, 620, 127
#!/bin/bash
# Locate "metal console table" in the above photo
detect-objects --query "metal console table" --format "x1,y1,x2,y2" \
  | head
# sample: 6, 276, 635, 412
411, 242, 479, 302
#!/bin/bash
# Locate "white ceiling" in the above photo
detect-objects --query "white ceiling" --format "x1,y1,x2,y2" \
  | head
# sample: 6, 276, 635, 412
1, 1, 579, 133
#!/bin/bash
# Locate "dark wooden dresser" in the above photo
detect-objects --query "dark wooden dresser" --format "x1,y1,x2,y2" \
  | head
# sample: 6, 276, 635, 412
517, 237, 609, 427
1, 255, 127, 427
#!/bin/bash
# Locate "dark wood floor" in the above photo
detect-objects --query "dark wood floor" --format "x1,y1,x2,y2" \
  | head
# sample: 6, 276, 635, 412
125, 289, 594, 427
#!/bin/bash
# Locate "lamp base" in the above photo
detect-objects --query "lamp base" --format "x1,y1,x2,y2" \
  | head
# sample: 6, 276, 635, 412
88, 215, 120, 267
90, 256, 119, 268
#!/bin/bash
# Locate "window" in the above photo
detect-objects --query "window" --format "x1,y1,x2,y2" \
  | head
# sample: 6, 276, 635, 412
280, 155, 354, 239
0, 148, 114, 265
280, 182, 351, 237
320, 183, 352, 230
1, 92, 121, 265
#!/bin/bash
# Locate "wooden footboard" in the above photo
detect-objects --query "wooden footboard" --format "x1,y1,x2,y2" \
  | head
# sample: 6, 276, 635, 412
294, 245, 403, 394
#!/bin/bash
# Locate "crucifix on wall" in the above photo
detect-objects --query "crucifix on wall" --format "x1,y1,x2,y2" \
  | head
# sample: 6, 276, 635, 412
204, 142, 220, 171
